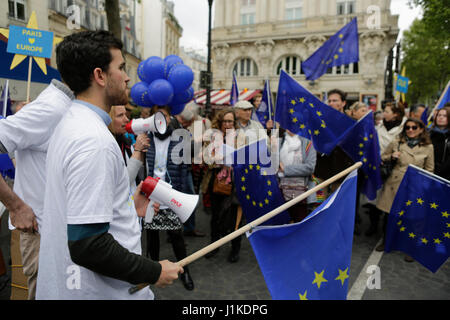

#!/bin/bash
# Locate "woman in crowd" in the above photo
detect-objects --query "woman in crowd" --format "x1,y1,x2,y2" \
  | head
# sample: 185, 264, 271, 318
430, 106, 450, 180
143, 105, 194, 291
277, 130, 316, 223
366, 101, 407, 236
349, 102, 369, 121
201, 108, 242, 263
109, 105, 149, 188
376, 118, 434, 261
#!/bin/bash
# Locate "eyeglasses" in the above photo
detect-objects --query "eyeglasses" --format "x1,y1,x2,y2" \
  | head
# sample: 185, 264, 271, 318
405, 125, 419, 131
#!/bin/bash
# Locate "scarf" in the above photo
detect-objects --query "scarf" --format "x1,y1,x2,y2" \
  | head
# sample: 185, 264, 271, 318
383, 118, 403, 131
406, 137, 420, 149
280, 133, 303, 167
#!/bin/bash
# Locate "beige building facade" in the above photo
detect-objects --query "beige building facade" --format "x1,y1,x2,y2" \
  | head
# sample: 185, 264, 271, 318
211, 0, 399, 109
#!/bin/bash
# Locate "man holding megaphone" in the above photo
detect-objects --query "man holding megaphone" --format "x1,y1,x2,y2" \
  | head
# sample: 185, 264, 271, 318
37, 31, 183, 300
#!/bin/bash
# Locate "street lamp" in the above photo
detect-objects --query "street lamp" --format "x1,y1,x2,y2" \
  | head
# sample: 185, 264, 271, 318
205, 0, 213, 117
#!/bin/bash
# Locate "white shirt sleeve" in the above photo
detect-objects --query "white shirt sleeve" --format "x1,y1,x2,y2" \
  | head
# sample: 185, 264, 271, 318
64, 148, 119, 225
0, 103, 56, 152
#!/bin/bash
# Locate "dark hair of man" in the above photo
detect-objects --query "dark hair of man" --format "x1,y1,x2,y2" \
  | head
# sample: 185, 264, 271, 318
327, 89, 346, 102
56, 30, 123, 95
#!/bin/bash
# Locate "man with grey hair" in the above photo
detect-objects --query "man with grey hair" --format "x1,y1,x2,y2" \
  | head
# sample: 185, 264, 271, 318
173, 107, 206, 237
235, 100, 267, 148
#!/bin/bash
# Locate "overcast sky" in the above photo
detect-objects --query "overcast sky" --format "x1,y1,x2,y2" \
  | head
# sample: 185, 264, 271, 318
171, 0, 422, 57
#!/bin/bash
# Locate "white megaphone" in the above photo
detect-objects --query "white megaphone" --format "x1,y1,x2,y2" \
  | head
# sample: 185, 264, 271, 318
125, 111, 167, 135
141, 176, 199, 224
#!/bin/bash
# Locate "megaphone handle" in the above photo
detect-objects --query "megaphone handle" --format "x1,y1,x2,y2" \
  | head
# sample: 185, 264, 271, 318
144, 200, 155, 224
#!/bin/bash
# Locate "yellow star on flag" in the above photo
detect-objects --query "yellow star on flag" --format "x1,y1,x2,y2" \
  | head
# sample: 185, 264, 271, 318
421, 238, 428, 244
442, 211, 449, 218
335, 268, 349, 286
430, 203, 438, 209
312, 270, 328, 289
398, 210, 404, 217
444, 232, 450, 239
299, 291, 308, 300
416, 198, 424, 205
291, 100, 296, 105
434, 239, 442, 244
409, 232, 416, 238
406, 200, 412, 206
299, 97, 305, 103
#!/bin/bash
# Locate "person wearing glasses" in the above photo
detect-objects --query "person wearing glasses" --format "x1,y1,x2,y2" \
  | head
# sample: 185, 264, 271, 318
375, 118, 434, 260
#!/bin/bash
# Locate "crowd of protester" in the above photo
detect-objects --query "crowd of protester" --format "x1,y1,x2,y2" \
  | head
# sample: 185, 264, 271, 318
0, 30, 449, 299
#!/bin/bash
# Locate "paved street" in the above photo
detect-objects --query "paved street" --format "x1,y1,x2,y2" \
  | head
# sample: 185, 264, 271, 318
1, 196, 449, 301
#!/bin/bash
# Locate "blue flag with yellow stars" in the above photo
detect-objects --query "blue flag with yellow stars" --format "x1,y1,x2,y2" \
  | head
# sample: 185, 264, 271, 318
385, 165, 450, 273
232, 139, 291, 226
247, 170, 357, 300
275, 70, 355, 155
302, 17, 359, 81
230, 71, 239, 106
339, 111, 382, 200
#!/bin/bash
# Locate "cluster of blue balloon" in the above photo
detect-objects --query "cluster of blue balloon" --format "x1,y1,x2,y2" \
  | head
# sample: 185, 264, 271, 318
130, 55, 194, 115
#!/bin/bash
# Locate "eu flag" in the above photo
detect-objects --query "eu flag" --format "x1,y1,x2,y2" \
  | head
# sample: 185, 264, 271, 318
230, 71, 239, 106
232, 139, 291, 226
339, 111, 382, 200
436, 80, 449, 110
275, 70, 355, 155
385, 165, 450, 273
247, 170, 358, 300
253, 80, 274, 128
302, 18, 359, 81
0, 154, 14, 179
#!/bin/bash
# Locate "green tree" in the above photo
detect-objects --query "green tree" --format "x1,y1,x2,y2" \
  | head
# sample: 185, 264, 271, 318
408, 0, 450, 37
402, 18, 450, 105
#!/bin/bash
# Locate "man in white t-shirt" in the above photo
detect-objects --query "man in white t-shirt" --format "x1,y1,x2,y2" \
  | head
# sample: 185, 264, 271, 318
0, 79, 74, 299
36, 30, 182, 300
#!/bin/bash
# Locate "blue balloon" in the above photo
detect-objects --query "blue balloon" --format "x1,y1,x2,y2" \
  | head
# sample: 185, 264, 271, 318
130, 82, 152, 107
170, 104, 186, 116
167, 64, 194, 94
143, 56, 165, 84
171, 86, 194, 105
148, 79, 174, 106
164, 55, 184, 78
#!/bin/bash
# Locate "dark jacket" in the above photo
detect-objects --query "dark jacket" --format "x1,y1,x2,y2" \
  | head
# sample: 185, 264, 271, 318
430, 128, 450, 180
313, 146, 354, 180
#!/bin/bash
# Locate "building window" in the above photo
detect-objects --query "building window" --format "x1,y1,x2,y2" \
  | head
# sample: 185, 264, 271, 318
240, 0, 255, 25
326, 63, 359, 75
276, 56, 303, 76
285, 0, 302, 20
233, 58, 258, 77
8, 0, 26, 20
337, 1, 355, 15
240, 13, 255, 25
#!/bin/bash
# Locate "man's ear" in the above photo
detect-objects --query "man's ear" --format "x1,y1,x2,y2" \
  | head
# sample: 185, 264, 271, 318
92, 67, 106, 88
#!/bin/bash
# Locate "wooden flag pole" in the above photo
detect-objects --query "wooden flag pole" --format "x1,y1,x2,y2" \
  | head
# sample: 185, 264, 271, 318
26, 56, 32, 103
129, 161, 362, 294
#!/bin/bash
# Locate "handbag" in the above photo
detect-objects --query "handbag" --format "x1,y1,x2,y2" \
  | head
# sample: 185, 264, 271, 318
213, 167, 232, 196
380, 142, 400, 182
